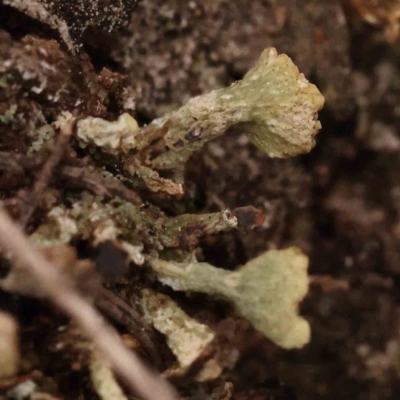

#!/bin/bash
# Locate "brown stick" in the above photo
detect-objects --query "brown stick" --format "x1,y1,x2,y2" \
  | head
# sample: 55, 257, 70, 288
96, 288, 161, 368
309, 275, 349, 292
20, 119, 74, 228
60, 166, 143, 205
0, 207, 178, 400
0, 152, 44, 173
0, 152, 143, 206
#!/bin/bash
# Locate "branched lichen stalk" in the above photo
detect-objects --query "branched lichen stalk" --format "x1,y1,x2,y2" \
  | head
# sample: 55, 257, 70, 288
141, 289, 221, 382
142, 48, 324, 170
29, 193, 253, 255
76, 47, 324, 180
149, 247, 310, 350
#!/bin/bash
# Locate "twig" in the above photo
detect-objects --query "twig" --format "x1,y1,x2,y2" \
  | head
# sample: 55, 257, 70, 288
0, 152, 143, 206
60, 166, 143, 205
309, 275, 349, 292
3, 0, 76, 54
0, 157, 25, 180
0, 152, 43, 172
96, 288, 161, 368
0, 207, 179, 400
20, 119, 74, 228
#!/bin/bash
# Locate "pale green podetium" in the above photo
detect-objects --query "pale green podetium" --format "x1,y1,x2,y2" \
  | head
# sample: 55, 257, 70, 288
148, 47, 324, 169
75, 48, 324, 172
141, 289, 221, 381
150, 247, 310, 350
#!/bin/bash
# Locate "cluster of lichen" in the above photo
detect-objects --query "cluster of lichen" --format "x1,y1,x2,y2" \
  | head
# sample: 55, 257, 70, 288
150, 247, 310, 350
1, 46, 324, 386
41, 48, 323, 348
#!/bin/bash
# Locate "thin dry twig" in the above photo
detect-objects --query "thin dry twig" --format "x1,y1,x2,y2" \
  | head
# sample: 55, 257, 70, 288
0, 157, 25, 179
0, 152, 43, 170
309, 275, 349, 292
0, 207, 179, 400
0, 152, 143, 206
96, 287, 161, 368
20, 119, 74, 228
60, 166, 143, 205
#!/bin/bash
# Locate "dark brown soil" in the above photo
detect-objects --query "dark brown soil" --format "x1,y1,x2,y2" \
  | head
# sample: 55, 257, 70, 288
2, 1, 400, 399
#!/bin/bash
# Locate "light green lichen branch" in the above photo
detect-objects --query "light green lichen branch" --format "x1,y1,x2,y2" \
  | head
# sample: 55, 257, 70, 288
29, 192, 244, 256
90, 352, 129, 400
149, 247, 310, 350
0, 312, 19, 381
0, 104, 17, 125
141, 289, 221, 382
146, 47, 324, 170
75, 48, 324, 176
158, 209, 238, 248
77, 113, 139, 154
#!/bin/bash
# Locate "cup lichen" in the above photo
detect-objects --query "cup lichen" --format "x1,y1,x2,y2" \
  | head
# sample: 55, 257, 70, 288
143, 47, 324, 170
150, 247, 310, 350
75, 47, 324, 179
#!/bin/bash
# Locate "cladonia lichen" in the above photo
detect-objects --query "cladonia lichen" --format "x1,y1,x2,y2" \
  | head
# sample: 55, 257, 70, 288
75, 47, 324, 177
30, 191, 245, 256
144, 47, 324, 170
141, 289, 221, 381
149, 247, 310, 349
0, 104, 17, 124
0, 312, 19, 380
0, 40, 323, 394
90, 353, 128, 400
77, 113, 139, 153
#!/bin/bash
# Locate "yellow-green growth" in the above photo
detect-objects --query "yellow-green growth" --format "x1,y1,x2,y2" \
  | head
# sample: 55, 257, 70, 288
150, 247, 310, 349
75, 48, 324, 173
141, 289, 221, 381
149, 47, 324, 169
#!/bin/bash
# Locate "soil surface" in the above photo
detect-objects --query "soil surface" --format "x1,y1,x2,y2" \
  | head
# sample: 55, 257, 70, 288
1, 1, 400, 399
